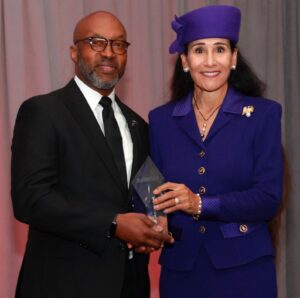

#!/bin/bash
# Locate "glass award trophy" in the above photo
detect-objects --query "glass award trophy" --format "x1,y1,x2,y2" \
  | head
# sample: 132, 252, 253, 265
132, 156, 166, 221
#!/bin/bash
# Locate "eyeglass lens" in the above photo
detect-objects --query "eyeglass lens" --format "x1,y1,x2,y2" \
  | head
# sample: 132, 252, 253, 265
90, 38, 128, 54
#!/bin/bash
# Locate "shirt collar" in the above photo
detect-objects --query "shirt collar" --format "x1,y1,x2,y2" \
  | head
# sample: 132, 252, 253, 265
74, 76, 116, 111
172, 86, 244, 117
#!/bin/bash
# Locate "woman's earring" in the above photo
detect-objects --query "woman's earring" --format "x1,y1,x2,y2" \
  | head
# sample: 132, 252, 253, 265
231, 65, 236, 70
183, 67, 189, 73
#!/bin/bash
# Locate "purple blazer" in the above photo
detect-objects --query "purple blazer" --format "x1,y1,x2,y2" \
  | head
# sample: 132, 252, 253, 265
149, 86, 283, 271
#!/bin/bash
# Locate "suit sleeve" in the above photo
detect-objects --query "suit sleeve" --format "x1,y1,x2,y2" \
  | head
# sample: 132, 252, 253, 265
11, 99, 114, 254
201, 102, 284, 222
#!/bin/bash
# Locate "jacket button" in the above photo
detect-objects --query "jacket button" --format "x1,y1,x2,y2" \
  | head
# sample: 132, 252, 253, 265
239, 224, 248, 233
199, 225, 206, 234
199, 150, 205, 157
199, 186, 206, 195
198, 167, 206, 175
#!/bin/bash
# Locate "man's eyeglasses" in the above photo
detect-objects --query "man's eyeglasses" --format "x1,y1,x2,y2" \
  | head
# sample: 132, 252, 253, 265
74, 37, 130, 55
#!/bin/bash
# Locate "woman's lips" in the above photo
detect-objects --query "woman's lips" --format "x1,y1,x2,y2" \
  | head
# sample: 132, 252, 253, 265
201, 71, 220, 77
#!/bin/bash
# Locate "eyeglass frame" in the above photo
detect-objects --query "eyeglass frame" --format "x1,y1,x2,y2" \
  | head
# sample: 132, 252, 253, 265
74, 36, 130, 55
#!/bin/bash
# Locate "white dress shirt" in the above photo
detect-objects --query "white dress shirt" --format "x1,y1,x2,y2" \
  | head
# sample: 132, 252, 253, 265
74, 76, 133, 185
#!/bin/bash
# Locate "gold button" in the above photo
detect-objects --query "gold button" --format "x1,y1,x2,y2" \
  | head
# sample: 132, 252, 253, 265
199, 225, 206, 234
199, 186, 206, 195
199, 150, 205, 157
239, 224, 248, 233
198, 167, 206, 175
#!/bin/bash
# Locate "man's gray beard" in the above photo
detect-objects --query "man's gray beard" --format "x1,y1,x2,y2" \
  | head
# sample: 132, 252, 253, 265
77, 56, 119, 90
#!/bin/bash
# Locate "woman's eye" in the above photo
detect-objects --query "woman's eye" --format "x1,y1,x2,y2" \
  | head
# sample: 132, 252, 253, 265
216, 46, 225, 53
194, 47, 204, 54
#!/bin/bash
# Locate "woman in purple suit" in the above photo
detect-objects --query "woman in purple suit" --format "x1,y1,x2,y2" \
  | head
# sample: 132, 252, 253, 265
150, 5, 283, 298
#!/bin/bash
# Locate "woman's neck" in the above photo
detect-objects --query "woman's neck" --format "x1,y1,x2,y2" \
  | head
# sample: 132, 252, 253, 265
194, 85, 228, 111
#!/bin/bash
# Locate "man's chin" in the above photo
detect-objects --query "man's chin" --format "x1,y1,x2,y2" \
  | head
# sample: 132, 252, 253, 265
90, 76, 119, 90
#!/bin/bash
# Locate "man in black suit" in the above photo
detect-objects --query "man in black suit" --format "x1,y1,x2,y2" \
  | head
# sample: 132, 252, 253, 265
11, 11, 172, 298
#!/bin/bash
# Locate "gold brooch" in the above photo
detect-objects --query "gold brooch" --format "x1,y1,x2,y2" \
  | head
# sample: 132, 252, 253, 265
242, 105, 254, 118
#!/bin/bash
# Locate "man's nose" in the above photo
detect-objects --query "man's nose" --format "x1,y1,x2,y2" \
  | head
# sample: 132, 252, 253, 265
100, 42, 115, 58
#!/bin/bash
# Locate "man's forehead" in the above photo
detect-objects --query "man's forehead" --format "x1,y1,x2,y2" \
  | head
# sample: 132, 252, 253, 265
73, 12, 126, 41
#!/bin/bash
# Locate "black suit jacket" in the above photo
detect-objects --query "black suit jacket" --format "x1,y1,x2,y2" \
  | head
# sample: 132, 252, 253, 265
11, 79, 149, 298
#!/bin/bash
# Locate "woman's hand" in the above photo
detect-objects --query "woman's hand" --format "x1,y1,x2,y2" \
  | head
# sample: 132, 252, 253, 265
153, 182, 200, 215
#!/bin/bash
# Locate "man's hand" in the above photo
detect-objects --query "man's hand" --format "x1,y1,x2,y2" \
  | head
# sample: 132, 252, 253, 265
115, 213, 174, 250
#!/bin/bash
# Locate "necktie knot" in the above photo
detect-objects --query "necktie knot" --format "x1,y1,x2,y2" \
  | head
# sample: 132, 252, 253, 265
100, 96, 112, 108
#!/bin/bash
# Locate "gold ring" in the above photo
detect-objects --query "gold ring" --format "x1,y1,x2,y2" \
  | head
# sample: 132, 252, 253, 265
174, 197, 180, 205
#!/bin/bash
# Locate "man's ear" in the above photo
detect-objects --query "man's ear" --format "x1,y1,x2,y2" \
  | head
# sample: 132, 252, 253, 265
70, 45, 78, 64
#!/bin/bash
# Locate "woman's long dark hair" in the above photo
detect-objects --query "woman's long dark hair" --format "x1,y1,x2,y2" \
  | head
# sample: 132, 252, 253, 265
170, 42, 266, 101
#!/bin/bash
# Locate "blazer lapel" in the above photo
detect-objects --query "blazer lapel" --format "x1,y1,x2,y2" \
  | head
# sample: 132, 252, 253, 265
173, 88, 245, 144
205, 87, 244, 141
172, 93, 204, 148
62, 80, 127, 192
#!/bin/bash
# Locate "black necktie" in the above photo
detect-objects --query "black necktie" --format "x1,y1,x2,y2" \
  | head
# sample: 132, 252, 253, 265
100, 96, 127, 187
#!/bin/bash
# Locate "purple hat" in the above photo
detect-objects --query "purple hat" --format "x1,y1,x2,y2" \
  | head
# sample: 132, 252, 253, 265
169, 5, 241, 54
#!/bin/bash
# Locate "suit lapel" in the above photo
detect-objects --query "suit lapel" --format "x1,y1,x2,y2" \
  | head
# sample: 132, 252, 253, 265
115, 96, 140, 182
115, 96, 147, 208
62, 80, 127, 193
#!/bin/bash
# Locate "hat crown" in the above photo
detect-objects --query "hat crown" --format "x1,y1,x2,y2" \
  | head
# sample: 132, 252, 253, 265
169, 5, 241, 54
